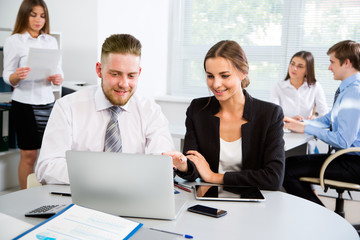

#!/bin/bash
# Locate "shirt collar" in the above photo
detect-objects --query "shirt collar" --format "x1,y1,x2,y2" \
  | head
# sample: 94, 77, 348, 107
94, 85, 131, 112
279, 80, 309, 89
339, 72, 360, 92
21, 31, 49, 42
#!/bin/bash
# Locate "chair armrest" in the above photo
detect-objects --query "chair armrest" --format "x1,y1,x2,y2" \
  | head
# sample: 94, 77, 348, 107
319, 147, 360, 189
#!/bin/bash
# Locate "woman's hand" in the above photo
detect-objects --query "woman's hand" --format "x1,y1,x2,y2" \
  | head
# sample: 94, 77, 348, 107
15, 67, 31, 80
186, 150, 223, 184
162, 151, 188, 172
292, 115, 305, 121
47, 74, 63, 85
10, 67, 31, 85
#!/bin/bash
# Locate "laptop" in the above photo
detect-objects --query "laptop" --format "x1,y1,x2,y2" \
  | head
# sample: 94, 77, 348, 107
66, 150, 185, 220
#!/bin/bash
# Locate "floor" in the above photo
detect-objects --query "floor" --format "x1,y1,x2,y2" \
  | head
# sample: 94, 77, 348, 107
316, 187, 360, 225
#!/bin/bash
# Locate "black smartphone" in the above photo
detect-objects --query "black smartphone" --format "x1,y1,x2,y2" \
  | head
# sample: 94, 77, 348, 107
187, 204, 227, 218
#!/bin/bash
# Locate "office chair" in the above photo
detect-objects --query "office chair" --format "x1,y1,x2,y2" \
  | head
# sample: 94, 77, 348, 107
299, 147, 360, 234
26, 173, 42, 189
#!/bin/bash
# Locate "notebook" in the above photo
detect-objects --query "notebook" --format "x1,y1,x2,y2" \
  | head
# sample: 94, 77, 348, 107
66, 150, 185, 220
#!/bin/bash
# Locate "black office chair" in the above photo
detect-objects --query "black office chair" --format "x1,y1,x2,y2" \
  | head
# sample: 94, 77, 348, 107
299, 147, 360, 234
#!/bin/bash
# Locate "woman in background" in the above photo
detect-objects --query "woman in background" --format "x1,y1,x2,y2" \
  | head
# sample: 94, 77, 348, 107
271, 51, 328, 121
3, 0, 63, 189
165, 40, 285, 190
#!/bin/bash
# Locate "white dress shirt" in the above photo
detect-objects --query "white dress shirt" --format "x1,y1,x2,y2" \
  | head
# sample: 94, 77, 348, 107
270, 80, 328, 118
218, 138, 242, 174
3, 32, 63, 104
35, 86, 175, 184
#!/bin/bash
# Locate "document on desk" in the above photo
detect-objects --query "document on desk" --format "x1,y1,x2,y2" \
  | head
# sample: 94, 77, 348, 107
0, 212, 33, 239
26, 48, 61, 80
14, 204, 143, 240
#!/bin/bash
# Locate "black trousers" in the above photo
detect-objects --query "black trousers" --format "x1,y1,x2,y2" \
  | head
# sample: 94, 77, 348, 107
283, 153, 360, 206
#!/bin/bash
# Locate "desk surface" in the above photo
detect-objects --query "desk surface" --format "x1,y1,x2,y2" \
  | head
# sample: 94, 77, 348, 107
283, 132, 314, 151
0, 184, 357, 240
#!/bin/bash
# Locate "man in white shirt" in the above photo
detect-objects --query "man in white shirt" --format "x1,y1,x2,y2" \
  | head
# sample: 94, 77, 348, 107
35, 34, 175, 184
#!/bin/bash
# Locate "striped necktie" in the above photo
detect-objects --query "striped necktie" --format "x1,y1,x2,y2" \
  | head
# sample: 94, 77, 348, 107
333, 87, 340, 105
104, 106, 122, 152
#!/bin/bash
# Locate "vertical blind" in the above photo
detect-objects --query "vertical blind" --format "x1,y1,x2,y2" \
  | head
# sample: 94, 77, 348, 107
168, 0, 360, 107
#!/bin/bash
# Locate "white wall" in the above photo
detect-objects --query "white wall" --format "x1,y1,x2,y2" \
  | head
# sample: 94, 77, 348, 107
97, 0, 170, 97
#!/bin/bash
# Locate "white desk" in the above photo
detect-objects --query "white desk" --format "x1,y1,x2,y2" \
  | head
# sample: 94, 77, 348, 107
0, 184, 357, 240
283, 132, 314, 152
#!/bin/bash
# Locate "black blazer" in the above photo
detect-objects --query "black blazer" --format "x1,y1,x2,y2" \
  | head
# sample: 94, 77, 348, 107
177, 90, 285, 190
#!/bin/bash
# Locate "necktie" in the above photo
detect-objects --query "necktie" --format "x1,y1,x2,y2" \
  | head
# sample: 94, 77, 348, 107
333, 87, 340, 105
328, 87, 340, 153
104, 106, 122, 152
330, 87, 340, 132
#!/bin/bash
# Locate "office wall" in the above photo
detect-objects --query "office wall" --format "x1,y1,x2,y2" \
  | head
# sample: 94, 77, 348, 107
97, 0, 169, 97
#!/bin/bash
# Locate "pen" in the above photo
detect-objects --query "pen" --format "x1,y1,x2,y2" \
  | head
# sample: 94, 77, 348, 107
149, 227, 193, 239
174, 183, 192, 193
50, 192, 72, 197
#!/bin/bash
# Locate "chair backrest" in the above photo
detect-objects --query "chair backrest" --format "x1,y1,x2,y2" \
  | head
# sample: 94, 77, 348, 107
27, 173, 42, 189
320, 147, 360, 189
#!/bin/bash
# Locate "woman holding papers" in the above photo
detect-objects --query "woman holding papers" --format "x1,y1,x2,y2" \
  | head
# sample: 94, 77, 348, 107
164, 40, 285, 190
270, 51, 328, 121
3, 0, 63, 189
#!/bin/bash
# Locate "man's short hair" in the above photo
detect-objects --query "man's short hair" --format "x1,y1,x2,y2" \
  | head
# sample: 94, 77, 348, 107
101, 34, 142, 64
327, 40, 360, 71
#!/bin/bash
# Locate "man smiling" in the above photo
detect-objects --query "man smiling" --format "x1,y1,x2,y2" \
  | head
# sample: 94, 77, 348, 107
35, 34, 174, 184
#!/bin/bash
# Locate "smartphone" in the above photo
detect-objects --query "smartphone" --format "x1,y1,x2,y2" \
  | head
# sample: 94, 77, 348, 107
187, 204, 227, 218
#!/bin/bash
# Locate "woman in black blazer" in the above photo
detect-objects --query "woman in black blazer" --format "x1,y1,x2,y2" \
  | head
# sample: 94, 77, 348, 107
165, 40, 285, 191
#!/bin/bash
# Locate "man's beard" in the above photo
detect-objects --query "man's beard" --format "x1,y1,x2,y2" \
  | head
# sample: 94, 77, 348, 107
101, 81, 135, 106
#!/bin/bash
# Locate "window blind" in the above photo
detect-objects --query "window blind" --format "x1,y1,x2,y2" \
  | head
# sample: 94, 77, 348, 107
168, 0, 360, 107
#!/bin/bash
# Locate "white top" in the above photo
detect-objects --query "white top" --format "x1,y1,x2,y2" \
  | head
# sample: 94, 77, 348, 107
218, 138, 242, 174
3, 32, 63, 104
35, 86, 175, 184
270, 80, 328, 118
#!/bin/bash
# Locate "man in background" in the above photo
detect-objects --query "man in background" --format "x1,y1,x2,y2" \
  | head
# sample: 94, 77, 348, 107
283, 40, 360, 206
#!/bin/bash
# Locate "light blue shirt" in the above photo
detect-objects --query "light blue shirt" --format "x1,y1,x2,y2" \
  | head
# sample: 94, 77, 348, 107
304, 73, 360, 151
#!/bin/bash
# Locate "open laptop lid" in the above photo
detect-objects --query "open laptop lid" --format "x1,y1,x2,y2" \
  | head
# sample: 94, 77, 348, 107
194, 185, 265, 202
66, 151, 178, 220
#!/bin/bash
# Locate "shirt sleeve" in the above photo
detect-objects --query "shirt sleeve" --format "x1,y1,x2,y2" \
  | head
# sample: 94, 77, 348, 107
314, 82, 329, 116
3, 36, 19, 86
143, 100, 175, 154
305, 90, 360, 149
270, 83, 281, 105
35, 99, 72, 184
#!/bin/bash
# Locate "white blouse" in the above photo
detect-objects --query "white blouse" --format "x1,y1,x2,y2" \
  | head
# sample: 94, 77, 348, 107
270, 80, 328, 118
3, 32, 63, 105
218, 138, 242, 174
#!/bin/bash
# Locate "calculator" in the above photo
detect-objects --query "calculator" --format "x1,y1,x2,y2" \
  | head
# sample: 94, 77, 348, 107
25, 204, 68, 218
